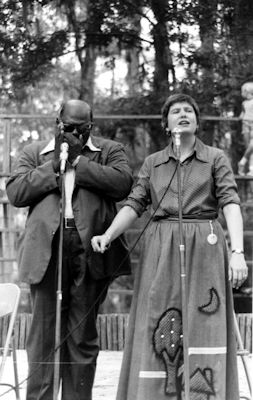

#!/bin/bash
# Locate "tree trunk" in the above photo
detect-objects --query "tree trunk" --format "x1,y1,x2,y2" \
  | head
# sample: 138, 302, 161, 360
79, 45, 97, 105
197, 0, 218, 109
125, 47, 142, 96
125, 14, 142, 96
150, 0, 174, 97
64, 0, 101, 104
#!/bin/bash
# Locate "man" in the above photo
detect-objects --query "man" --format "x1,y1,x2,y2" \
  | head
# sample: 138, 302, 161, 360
6, 99, 133, 400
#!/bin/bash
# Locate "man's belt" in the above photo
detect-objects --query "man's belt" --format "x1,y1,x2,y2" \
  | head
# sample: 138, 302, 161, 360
64, 218, 76, 229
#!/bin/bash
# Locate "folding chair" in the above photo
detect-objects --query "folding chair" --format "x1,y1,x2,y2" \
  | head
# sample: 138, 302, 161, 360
233, 311, 252, 400
0, 283, 21, 400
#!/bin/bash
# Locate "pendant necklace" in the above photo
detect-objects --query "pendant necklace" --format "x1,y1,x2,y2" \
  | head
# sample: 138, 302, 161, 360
207, 220, 218, 245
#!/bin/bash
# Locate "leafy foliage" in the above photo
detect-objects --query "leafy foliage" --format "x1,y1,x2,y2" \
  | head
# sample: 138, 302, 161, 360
0, 0, 252, 113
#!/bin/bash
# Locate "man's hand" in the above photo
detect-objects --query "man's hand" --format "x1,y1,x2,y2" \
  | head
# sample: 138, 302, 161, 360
64, 132, 82, 165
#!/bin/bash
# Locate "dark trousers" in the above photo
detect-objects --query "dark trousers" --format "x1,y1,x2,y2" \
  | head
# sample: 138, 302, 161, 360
26, 228, 110, 400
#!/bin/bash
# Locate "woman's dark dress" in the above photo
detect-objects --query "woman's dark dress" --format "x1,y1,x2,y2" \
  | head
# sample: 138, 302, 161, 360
116, 138, 240, 400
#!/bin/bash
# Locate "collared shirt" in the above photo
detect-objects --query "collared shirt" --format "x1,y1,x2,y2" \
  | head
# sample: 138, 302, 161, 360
40, 136, 101, 155
40, 136, 101, 218
124, 137, 240, 218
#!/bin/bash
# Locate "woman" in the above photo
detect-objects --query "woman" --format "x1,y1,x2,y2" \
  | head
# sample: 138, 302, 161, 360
91, 94, 248, 400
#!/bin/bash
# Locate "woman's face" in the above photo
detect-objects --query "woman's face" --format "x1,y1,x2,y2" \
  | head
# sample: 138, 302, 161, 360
167, 101, 198, 137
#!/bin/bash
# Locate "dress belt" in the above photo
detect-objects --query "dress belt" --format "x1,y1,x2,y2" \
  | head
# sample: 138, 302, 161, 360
153, 212, 218, 222
64, 218, 76, 229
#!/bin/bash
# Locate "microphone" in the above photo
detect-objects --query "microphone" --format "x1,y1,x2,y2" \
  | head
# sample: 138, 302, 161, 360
173, 127, 182, 158
60, 142, 69, 174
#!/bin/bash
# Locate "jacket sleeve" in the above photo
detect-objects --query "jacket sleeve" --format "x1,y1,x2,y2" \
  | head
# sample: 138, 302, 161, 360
6, 144, 59, 207
75, 143, 133, 201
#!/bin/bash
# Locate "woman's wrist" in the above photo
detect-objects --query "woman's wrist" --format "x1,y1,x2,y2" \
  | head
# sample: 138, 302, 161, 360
104, 231, 112, 243
231, 248, 244, 254
231, 252, 245, 257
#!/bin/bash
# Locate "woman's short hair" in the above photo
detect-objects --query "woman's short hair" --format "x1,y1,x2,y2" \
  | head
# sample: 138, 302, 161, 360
161, 93, 200, 132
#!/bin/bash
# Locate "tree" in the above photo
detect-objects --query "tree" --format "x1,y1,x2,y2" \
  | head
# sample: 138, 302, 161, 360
149, 0, 172, 95
0, 0, 253, 118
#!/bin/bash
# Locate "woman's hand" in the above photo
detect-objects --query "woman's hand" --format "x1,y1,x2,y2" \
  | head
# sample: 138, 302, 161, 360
91, 233, 111, 253
91, 207, 138, 254
229, 253, 248, 289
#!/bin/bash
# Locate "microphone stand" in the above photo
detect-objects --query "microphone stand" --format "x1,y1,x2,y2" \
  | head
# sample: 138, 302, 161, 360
53, 159, 67, 400
174, 131, 190, 400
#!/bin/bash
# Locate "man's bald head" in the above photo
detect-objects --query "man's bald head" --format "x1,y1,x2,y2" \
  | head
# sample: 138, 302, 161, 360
59, 99, 93, 125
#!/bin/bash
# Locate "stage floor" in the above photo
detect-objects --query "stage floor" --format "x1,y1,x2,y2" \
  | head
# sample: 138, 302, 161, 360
0, 351, 252, 399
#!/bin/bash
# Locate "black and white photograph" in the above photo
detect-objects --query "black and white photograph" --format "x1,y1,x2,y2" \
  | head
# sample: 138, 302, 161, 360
0, 1, 252, 399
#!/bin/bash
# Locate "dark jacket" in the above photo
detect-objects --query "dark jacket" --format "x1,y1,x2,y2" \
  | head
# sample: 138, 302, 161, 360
6, 135, 133, 284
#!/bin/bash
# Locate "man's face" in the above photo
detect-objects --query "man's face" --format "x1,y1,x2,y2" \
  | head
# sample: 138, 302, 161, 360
62, 121, 92, 144
60, 101, 93, 144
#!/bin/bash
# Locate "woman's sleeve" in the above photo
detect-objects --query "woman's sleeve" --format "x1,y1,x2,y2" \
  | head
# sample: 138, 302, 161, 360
214, 150, 240, 208
124, 157, 151, 217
